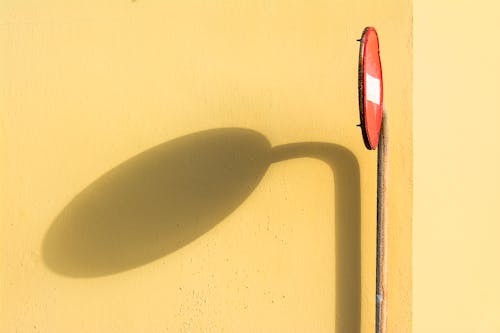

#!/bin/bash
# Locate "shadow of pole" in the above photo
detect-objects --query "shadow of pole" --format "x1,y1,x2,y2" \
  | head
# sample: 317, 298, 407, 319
271, 143, 361, 333
42, 128, 360, 332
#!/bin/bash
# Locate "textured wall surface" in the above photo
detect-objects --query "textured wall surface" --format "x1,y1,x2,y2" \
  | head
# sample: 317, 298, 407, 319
0, 1, 412, 332
414, 1, 500, 332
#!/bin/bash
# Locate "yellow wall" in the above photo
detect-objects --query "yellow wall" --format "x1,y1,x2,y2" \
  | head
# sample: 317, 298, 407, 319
414, 1, 500, 332
1, 1, 411, 332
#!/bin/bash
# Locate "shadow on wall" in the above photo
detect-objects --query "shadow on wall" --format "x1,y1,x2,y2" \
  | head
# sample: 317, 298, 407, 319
43, 128, 272, 276
42, 127, 360, 333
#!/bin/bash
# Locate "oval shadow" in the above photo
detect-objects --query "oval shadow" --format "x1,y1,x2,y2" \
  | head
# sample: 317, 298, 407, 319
43, 128, 272, 277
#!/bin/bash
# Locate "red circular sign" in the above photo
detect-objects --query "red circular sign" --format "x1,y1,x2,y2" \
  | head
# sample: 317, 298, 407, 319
358, 27, 383, 150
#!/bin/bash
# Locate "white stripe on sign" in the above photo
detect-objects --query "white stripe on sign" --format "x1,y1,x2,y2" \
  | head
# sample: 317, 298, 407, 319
366, 74, 381, 105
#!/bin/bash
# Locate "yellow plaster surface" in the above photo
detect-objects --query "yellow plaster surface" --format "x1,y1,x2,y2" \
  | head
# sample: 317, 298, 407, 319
414, 1, 500, 332
1, 1, 412, 332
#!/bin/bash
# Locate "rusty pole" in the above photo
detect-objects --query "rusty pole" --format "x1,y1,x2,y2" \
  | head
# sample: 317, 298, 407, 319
375, 110, 389, 333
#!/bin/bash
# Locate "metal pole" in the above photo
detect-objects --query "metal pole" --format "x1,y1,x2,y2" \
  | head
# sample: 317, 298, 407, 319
375, 110, 389, 333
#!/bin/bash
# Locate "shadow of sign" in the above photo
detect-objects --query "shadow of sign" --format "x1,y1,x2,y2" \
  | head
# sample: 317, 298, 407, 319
42, 127, 360, 332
